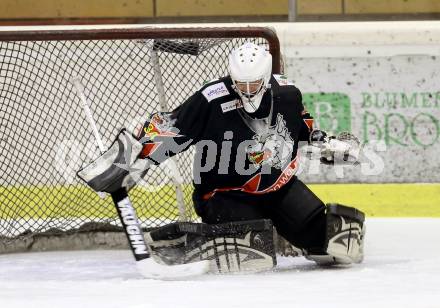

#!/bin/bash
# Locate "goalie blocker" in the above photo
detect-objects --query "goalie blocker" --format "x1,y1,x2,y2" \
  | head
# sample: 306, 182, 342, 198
77, 129, 147, 194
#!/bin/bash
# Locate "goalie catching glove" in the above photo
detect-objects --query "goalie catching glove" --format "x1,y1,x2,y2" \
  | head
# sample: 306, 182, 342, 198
77, 129, 147, 194
309, 130, 361, 164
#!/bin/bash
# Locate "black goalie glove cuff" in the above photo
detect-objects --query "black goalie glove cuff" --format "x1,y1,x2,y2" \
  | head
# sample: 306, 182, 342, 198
77, 129, 146, 194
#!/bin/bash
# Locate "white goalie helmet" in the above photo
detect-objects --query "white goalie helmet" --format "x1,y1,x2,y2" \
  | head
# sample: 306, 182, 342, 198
228, 42, 272, 113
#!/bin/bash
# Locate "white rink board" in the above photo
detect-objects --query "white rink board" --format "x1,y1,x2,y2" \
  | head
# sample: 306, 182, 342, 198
0, 218, 439, 308
290, 55, 440, 183
277, 21, 440, 183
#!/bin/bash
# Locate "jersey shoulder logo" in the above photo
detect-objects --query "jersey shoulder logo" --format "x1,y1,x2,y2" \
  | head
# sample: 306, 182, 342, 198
144, 113, 178, 140
273, 74, 295, 87
202, 82, 230, 102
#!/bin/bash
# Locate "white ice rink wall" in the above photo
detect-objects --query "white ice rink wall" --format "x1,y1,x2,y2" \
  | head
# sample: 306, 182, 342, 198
275, 21, 440, 184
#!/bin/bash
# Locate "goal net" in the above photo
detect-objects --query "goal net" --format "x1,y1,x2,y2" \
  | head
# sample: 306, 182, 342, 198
0, 27, 280, 253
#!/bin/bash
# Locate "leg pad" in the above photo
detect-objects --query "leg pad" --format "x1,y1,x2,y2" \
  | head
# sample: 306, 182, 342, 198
146, 219, 277, 273
306, 204, 366, 265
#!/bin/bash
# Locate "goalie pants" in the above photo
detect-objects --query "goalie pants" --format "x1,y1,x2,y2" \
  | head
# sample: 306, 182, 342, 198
193, 177, 326, 250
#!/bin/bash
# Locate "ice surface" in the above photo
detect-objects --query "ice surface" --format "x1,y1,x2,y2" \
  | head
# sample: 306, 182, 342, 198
1, 218, 439, 308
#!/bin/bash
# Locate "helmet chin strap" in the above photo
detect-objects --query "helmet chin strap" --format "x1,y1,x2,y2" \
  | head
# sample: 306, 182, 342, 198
237, 89, 274, 135
244, 97, 258, 113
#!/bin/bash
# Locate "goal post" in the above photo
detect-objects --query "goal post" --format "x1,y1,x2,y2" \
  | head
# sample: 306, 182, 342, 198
0, 26, 281, 253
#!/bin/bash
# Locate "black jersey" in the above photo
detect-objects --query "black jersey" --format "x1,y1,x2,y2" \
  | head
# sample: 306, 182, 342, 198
136, 75, 314, 200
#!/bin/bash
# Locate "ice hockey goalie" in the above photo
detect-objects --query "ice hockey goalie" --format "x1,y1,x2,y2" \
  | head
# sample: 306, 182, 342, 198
79, 42, 365, 273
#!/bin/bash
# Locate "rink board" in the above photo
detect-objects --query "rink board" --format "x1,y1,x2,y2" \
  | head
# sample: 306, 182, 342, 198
309, 183, 440, 217
0, 185, 186, 220
1, 183, 439, 218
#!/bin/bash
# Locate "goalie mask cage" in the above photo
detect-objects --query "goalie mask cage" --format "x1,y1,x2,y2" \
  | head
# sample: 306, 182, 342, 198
0, 27, 281, 253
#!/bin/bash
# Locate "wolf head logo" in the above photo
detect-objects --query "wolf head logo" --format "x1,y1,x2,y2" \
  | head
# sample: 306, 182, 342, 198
246, 114, 294, 169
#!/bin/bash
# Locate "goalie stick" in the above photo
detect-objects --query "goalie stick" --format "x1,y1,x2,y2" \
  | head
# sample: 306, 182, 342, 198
71, 76, 210, 279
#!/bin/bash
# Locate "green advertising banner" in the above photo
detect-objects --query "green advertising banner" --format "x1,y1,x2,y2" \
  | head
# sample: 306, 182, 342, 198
302, 92, 351, 134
